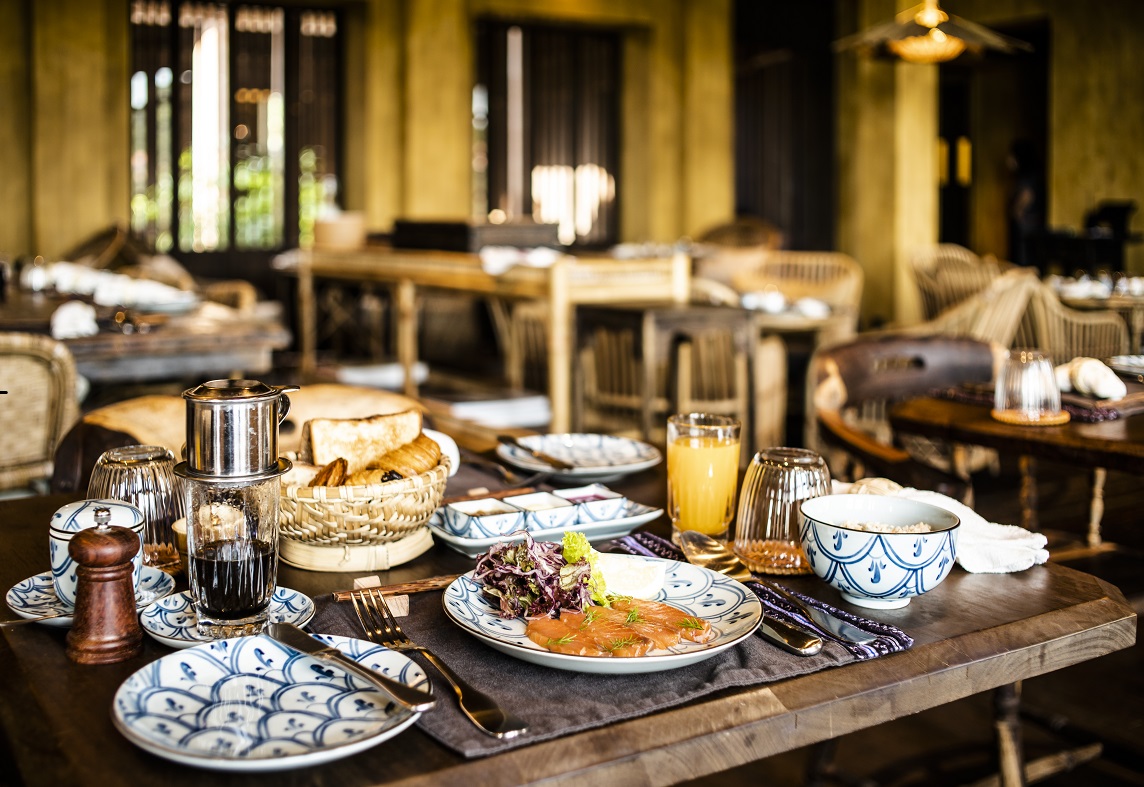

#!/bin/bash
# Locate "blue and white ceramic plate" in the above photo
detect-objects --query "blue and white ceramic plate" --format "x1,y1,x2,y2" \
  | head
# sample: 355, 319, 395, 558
112, 634, 425, 772
427, 500, 663, 558
442, 555, 762, 674
141, 588, 316, 649
5, 566, 176, 627
495, 433, 662, 482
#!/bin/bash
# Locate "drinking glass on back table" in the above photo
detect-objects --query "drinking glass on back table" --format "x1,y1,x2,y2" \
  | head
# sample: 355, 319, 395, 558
992, 348, 1063, 424
666, 413, 741, 544
87, 445, 182, 573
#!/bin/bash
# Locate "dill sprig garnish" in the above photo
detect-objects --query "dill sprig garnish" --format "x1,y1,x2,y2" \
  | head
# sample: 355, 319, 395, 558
605, 635, 643, 652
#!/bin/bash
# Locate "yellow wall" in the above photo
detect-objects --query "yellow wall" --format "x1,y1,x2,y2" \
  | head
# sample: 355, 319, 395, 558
0, 0, 129, 258
0, 0, 733, 259
836, 0, 938, 328
949, 0, 1144, 273
354, 0, 735, 240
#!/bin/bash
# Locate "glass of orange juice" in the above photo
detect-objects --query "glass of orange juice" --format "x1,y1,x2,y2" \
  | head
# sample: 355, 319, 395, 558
666, 413, 741, 544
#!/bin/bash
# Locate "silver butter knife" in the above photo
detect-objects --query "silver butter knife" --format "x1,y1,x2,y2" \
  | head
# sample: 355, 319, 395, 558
266, 623, 436, 712
497, 435, 576, 471
678, 531, 878, 646
675, 533, 822, 656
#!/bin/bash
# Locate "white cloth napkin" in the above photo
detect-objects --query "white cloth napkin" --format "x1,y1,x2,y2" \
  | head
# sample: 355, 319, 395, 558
50, 300, 99, 339
478, 246, 560, 275
835, 479, 1050, 573
1055, 356, 1127, 400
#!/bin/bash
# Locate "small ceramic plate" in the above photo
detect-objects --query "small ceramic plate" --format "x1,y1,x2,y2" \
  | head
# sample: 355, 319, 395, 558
5, 566, 176, 627
141, 588, 316, 649
495, 433, 662, 482
112, 634, 426, 772
442, 555, 762, 674
427, 500, 663, 558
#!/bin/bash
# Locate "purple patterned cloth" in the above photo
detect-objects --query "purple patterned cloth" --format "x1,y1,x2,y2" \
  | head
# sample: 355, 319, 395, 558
611, 531, 913, 660
935, 384, 1144, 423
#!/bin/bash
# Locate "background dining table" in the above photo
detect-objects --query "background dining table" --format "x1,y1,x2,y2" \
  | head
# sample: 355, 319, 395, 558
890, 395, 1144, 546
0, 289, 291, 384
0, 459, 1136, 786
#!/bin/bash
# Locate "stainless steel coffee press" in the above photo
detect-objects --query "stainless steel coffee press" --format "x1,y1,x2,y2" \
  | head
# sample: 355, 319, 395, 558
174, 379, 298, 637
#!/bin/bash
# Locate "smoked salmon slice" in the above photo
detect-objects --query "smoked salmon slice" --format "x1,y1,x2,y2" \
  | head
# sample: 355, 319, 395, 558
611, 598, 715, 644
525, 599, 715, 656
525, 614, 608, 656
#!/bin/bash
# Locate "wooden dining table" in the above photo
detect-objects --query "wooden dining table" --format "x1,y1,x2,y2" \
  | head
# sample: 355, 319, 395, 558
0, 456, 1136, 787
0, 290, 291, 383
276, 246, 691, 433
890, 396, 1144, 545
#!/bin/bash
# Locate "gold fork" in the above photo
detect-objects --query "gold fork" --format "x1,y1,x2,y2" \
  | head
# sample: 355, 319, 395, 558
350, 589, 529, 739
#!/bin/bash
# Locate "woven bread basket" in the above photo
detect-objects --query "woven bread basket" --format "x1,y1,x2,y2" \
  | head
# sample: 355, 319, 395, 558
280, 456, 450, 547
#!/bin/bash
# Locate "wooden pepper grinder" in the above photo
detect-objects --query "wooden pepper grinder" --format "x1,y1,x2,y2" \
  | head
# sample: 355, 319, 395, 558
66, 507, 144, 664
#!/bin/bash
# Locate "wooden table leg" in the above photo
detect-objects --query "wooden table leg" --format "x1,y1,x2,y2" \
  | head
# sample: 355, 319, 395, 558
641, 312, 658, 441
298, 258, 316, 380
548, 263, 571, 433
1018, 455, 1038, 531
395, 279, 418, 397
1088, 466, 1107, 548
993, 682, 1028, 787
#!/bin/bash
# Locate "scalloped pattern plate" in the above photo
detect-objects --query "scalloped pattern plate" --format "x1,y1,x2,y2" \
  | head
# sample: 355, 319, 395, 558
112, 634, 425, 771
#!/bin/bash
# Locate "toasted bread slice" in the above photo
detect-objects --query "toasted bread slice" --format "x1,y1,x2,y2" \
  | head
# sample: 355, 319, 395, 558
301, 409, 423, 473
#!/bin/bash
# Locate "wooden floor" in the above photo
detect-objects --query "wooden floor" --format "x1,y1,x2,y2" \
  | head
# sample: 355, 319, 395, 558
691, 460, 1144, 787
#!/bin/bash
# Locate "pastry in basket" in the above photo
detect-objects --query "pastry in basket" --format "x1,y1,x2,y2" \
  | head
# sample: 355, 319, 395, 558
301, 408, 423, 474
291, 409, 449, 487
345, 433, 441, 484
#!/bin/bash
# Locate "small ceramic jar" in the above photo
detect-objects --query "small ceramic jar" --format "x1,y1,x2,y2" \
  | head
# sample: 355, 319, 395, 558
50, 499, 145, 607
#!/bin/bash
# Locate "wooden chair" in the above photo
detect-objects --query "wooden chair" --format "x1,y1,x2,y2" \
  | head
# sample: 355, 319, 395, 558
910, 244, 1006, 320
0, 333, 79, 494
807, 334, 999, 504
1021, 281, 1130, 364
729, 251, 864, 342
907, 267, 1040, 347
200, 279, 259, 313
580, 324, 760, 452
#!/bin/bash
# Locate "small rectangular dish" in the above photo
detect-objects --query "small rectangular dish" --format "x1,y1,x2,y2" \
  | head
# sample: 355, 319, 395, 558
440, 499, 525, 539
553, 484, 627, 522
501, 491, 578, 531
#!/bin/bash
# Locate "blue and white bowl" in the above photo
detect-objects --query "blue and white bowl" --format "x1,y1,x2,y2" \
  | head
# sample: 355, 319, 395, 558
799, 494, 959, 609
50, 498, 145, 608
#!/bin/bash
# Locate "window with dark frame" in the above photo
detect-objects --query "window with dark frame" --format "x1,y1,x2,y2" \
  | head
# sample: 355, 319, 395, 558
130, 1, 340, 285
475, 21, 621, 249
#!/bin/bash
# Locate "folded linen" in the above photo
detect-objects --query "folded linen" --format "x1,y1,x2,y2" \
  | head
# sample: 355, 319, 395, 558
50, 300, 99, 339
839, 479, 1049, 574
1055, 356, 1126, 400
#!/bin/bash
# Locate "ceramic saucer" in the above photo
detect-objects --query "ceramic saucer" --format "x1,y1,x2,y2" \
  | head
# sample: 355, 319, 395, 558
4, 566, 176, 627
141, 587, 316, 649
